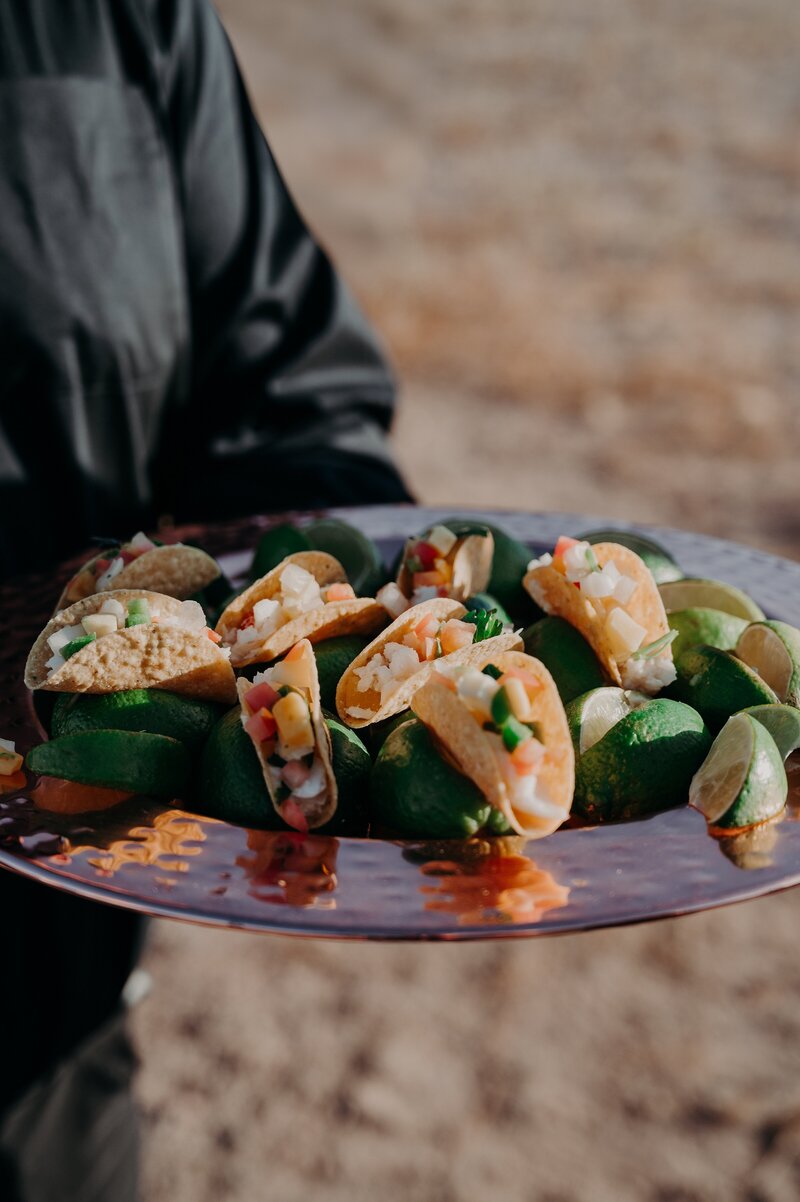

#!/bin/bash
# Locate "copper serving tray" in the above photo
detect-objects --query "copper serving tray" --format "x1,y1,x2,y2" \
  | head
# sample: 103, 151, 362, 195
1, 506, 799, 941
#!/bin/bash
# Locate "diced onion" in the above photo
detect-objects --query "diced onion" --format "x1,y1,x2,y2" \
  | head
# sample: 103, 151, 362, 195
605, 608, 647, 659
376, 583, 409, 619
426, 525, 458, 557
99, 598, 126, 621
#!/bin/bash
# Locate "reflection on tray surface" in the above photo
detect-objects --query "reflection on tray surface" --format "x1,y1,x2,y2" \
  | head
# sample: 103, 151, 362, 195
237, 831, 339, 908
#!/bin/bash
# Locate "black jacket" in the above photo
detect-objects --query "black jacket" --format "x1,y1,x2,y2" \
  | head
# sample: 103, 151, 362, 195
0, 0, 410, 579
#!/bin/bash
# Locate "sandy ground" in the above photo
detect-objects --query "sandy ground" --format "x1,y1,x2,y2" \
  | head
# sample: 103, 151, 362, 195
133, 2, 800, 1199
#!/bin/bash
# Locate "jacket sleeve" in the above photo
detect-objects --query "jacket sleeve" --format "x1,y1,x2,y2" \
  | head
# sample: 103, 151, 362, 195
147, 0, 412, 517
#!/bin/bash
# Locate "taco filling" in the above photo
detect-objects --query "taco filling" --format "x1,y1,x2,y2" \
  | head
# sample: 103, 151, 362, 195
378, 523, 492, 616
433, 662, 565, 824
240, 648, 331, 833
527, 537, 677, 692
64, 532, 160, 598
344, 609, 503, 721
43, 597, 224, 677
225, 563, 356, 656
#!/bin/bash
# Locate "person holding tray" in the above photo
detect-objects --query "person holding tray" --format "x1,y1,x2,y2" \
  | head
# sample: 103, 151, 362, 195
0, 1, 410, 1198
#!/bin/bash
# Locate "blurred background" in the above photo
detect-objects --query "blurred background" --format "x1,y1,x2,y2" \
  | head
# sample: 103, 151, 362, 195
133, 2, 800, 1199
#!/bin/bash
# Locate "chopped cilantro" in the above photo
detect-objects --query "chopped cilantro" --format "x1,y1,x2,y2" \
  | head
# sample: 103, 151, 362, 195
464, 608, 504, 642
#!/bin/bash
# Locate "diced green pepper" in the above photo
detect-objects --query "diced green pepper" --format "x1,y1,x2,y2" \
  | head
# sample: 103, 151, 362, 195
482, 664, 503, 680
501, 715, 533, 752
490, 686, 513, 726
62, 634, 97, 660
125, 599, 151, 627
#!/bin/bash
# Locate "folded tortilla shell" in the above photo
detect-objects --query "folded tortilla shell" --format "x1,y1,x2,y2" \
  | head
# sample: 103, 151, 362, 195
335, 597, 523, 728
237, 639, 337, 829
216, 550, 387, 667
398, 531, 494, 603
58, 544, 221, 609
523, 543, 671, 687
413, 651, 574, 837
25, 590, 237, 704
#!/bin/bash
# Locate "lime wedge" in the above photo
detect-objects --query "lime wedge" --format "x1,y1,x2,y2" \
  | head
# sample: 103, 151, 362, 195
523, 618, 606, 705
659, 579, 764, 622
566, 687, 633, 756
302, 518, 385, 597
27, 730, 190, 798
249, 523, 311, 581
573, 699, 711, 821
741, 704, 800, 759
668, 645, 778, 730
736, 620, 800, 707
667, 608, 749, 662
689, 712, 787, 830
578, 528, 683, 584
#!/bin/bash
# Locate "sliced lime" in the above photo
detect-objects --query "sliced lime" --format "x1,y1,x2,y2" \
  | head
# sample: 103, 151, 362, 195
736, 620, 800, 707
667, 608, 749, 662
741, 704, 800, 759
27, 730, 190, 799
659, 579, 764, 622
566, 687, 633, 756
302, 518, 385, 597
578, 528, 683, 584
689, 712, 787, 830
668, 645, 777, 731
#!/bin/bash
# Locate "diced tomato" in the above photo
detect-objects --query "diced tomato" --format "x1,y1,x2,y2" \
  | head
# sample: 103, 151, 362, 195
510, 739, 545, 776
437, 586, 450, 597
284, 642, 306, 663
245, 682, 281, 712
282, 760, 311, 790
502, 667, 543, 692
245, 712, 273, 744
206, 629, 222, 643
94, 558, 110, 574
403, 631, 426, 658
282, 798, 309, 834
415, 613, 441, 640
257, 708, 277, 738
553, 535, 579, 561
439, 619, 476, 655
414, 541, 439, 571
423, 636, 438, 660
413, 570, 445, 589
119, 549, 137, 565
326, 582, 356, 602
239, 612, 255, 630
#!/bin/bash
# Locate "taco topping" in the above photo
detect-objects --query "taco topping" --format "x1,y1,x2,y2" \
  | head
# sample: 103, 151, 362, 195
241, 646, 330, 832
0, 738, 23, 777
44, 598, 224, 677
395, 524, 465, 608
528, 537, 676, 692
66, 532, 159, 597
345, 615, 479, 717
435, 663, 565, 823
226, 563, 357, 654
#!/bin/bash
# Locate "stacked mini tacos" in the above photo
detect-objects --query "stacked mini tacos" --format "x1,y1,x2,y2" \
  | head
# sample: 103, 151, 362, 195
58, 531, 221, 608
216, 551, 387, 667
237, 639, 337, 831
524, 537, 676, 694
413, 651, 575, 837
336, 598, 522, 728
25, 590, 237, 704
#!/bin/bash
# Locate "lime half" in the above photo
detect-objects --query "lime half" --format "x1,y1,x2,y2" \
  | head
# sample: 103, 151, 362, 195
689, 712, 787, 830
578, 528, 683, 584
566, 687, 636, 756
302, 518, 385, 597
667, 608, 749, 663
668, 645, 778, 731
659, 579, 764, 622
741, 704, 800, 760
736, 621, 800, 707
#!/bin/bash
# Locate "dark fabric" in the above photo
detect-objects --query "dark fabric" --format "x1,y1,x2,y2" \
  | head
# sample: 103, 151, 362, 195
0, 0, 411, 581
0, 1009, 139, 1202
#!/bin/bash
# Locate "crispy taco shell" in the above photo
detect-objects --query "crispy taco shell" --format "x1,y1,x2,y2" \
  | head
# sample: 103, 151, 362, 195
59, 544, 221, 608
25, 590, 236, 704
523, 543, 671, 687
237, 640, 337, 829
216, 551, 387, 668
397, 531, 494, 603
335, 598, 522, 728
413, 651, 574, 837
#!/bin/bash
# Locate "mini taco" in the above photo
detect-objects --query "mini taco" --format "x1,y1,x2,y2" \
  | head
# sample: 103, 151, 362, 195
336, 598, 523, 728
25, 590, 236, 704
412, 651, 575, 837
376, 522, 494, 618
58, 531, 221, 608
524, 537, 677, 694
216, 551, 387, 668
238, 639, 337, 831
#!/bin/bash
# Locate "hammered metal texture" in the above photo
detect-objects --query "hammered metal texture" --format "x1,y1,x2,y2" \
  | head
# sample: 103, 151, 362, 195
2, 507, 800, 942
